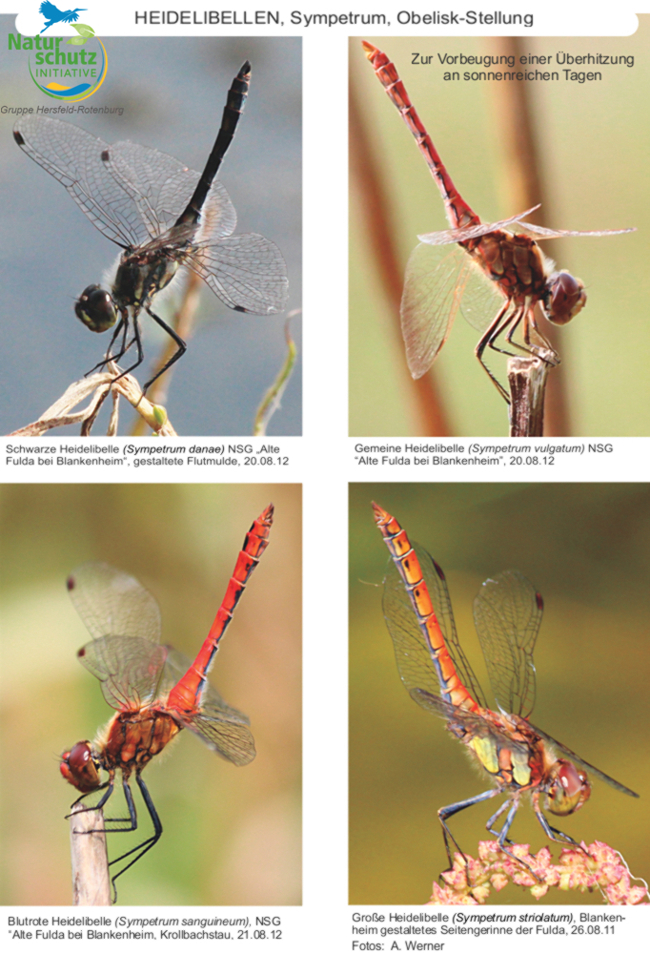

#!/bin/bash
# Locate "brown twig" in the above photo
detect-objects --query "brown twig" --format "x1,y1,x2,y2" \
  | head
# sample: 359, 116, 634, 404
507, 355, 551, 436
488, 37, 571, 436
350, 54, 451, 437
69, 803, 111, 906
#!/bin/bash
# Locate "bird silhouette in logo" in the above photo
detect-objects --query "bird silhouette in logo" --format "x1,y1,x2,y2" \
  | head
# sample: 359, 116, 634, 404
39, 1, 87, 33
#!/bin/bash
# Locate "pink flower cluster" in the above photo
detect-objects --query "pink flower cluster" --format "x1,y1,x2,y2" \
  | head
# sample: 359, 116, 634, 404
426, 840, 648, 906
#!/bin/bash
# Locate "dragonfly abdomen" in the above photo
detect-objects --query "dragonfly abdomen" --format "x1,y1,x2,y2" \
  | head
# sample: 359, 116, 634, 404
373, 502, 479, 711
362, 41, 479, 230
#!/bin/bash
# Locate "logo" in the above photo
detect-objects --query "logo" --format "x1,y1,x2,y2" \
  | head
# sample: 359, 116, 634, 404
8, 4, 107, 102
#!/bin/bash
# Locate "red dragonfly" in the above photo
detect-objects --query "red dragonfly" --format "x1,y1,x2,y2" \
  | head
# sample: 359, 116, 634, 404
372, 502, 638, 880
363, 42, 634, 401
60, 504, 273, 897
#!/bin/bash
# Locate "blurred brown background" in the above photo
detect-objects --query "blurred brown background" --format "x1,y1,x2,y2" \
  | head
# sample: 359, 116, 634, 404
0, 483, 301, 905
350, 483, 649, 903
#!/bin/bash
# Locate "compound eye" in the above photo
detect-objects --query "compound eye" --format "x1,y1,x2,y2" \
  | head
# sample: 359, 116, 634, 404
545, 759, 591, 816
60, 741, 100, 793
75, 284, 117, 333
545, 271, 586, 326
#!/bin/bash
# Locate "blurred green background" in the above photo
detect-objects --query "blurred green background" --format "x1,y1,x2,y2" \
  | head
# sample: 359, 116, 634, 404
0, 483, 301, 905
350, 483, 650, 903
350, 29, 650, 436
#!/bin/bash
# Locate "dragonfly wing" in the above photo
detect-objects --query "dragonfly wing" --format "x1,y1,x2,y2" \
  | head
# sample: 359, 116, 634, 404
67, 563, 162, 643
529, 721, 639, 799
77, 635, 168, 710
473, 570, 541, 718
455, 258, 507, 334
411, 688, 532, 762
400, 243, 471, 378
417, 206, 542, 246
106, 142, 238, 242
181, 707, 256, 766
190, 233, 289, 314
159, 647, 255, 765
517, 221, 635, 239
383, 544, 487, 709
14, 117, 145, 249
410, 687, 483, 728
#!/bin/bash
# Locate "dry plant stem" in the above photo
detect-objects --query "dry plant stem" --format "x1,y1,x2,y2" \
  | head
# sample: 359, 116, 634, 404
350, 67, 451, 437
69, 804, 111, 906
488, 36, 571, 436
253, 315, 298, 436
507, 355, 550, 436
8, 366, 177, 436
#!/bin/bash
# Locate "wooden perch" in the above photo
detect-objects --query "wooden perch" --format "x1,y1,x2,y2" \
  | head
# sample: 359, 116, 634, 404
69, 803, 111, 906
507, 355, 551, 436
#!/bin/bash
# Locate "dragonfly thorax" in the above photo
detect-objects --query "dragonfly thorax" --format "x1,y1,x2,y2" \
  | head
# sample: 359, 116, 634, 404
544, 270, 587, 326
99, 709, 183, 780
466, 230, 551, 303
114, 242, 185, 311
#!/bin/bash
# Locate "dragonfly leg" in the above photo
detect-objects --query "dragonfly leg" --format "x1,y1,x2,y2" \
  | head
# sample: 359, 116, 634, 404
486, 303, 526, 359
485, 798, 514, 845
475, 301, 515, 402
532, 795, 584, 851
504, 306, 559, 367
484, 797, 543, 881
106, 773, 163, 903
438, 788, 501, 874
140, 304, 188, 392
101, 310, 147, 388
66, 778, 113, 822
522, 308, 560, 364
85, 311, 128, 376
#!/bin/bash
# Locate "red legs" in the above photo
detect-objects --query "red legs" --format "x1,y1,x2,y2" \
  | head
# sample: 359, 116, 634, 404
476, 302, 560, 403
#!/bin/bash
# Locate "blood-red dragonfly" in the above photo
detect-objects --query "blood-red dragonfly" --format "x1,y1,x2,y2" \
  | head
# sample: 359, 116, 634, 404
372, 502, 638, 880
60, 504, 273, 898
363, 43, 634, 401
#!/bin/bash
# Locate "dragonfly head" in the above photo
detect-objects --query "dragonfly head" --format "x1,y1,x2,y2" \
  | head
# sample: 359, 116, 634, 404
75, 284, 117, 333
544, 758, 591, 816
544, 271, 586, 326
60, 741, 101, 793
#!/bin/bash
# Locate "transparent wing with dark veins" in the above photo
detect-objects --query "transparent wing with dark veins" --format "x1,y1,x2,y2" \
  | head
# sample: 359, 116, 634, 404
401, 244, 505, 379
382, 543, 487, 711
13, 118, 240, 250
529, 721, 639, 799
14, 116, 148, 249
67, 562, 162, 643
473, 570, 541, 718
410, 687, 532, 763
191, 232, 289, 314
67, 563, 166, 710
77, 635, 169, 711
103, 140, 238, 242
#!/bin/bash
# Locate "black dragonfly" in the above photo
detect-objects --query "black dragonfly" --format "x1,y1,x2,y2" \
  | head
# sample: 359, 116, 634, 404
14, 61, 289, 392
